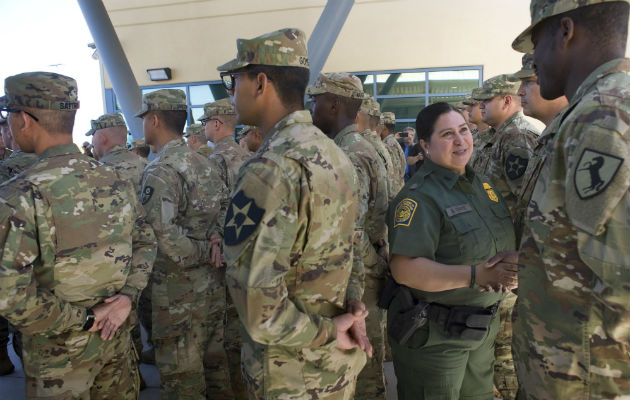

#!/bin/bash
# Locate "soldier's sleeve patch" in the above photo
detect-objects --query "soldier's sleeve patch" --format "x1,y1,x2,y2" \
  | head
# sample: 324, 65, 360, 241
394, 198, 417, 228
574, 148, 623, 200
141, 186, 154, 205
483, 182, 499, 203
224, 190, 265, 246
505, 154, 528, 180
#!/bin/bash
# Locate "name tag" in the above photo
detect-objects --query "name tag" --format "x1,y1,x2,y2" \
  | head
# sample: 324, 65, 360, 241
446, 203, 472, 217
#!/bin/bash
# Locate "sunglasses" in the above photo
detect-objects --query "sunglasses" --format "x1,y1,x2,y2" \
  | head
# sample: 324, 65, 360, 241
200, 118, 223, 127
219, 70, 272, 91
0, 107, 39, 122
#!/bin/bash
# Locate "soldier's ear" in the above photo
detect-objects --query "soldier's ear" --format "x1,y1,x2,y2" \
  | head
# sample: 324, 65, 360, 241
558, 16, 575, 49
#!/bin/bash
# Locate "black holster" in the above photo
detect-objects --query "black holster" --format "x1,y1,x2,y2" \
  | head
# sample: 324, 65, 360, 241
389, 286, 429, 345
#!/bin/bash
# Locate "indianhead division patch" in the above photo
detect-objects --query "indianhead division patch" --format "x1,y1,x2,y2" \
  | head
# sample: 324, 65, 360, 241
505, 154, 528, 180
224, 190, 265, 246
574, 148, 623, 200
394, 198, 418, 228
141, 186, 154, 205
483, 182, 499, 203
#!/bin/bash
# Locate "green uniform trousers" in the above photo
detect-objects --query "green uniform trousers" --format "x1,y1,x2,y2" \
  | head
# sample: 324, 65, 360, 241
388, 296, 500, 400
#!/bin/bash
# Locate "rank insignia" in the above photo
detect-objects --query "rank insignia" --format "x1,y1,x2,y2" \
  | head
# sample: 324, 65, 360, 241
394, 198, 418, 228
574, 148, 623, 200
141, 186, 154, 205
483, 182, 499, 202
505, 154, 528, 180
224, 190, 265, 246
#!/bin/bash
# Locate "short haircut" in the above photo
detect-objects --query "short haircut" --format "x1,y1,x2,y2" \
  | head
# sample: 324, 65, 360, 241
335, 94, 362, 120
404, 126, 416, 135
384, 123, 395, 132
24, 107, 76, 134
244, 65, 310, 108
369, 115, 380, 129
219, 114, 237, 131
154, 110, 187, 134
135, 146, 150, 158
415, 102, 460, 143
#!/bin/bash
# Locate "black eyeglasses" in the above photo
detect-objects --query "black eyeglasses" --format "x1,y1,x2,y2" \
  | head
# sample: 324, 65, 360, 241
0, 107, 39, 122
219, 70, 272, 91
200, 118, 223, 127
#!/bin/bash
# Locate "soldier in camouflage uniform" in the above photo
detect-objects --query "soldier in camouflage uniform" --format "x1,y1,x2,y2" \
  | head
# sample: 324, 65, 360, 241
199, 97, 251, 399
0, 71, 157, 399
0, 116, 37, 183
0, 122, 11, 162
136, 89, 232, 399
220, 28, 369, 400
466, 87, 492, 167
308, 72, 389, 399
512, 1, 630, 398
130, 138, 150, 159
184, 123, 213, 157
380, 112, 406, 193
239, 125, 262, 153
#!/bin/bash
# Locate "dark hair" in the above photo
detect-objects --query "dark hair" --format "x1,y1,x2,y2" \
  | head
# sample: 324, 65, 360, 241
415, 102, 460, 142
245, 65, 310, 108
155, 110, 188, 134
544, 2, 628, 51
136, 146, 150, 158
336, 94, 362, 119
369, 115, 380, 129
24, 107, 76, 134
384, 123, 395, 131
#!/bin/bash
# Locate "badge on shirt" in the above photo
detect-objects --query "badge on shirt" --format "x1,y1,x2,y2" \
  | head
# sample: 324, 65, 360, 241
483, 182, 499, 202
574, 148, 623, 200
224, 190, 265, 246
394, 198, 417, 228
141, 186, 154, 205
505, 154, 528, 180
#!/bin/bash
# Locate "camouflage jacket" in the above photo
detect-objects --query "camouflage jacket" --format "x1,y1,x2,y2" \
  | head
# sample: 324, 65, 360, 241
99, 145, 148, 199
382, 133, 406, 196
209, 135, 251, 193
360, 129, 396, 202
0, 148, 12, 161
196, 143, 213, 157
469, 127, 492, 166
470, 111, 539, 217
0, 150, 38, 183
514, 58, 630, 398
224, 111, 365, 399
0, 144, 156, 376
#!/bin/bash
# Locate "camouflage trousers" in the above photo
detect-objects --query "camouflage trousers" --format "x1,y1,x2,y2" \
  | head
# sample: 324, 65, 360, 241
153, 266, 233, 400
355, 275, 387, 399
224, 295, 247, 399
493, 291, 518, 400
23, 328, 139, 399
131, 276, 153, 356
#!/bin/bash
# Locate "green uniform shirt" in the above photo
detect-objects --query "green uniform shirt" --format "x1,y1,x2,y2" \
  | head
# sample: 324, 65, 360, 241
388, 158, 516, 308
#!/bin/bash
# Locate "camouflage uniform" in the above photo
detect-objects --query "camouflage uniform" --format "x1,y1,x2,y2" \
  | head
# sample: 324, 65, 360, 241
381, 112, 406, 196
136, 89, 232, 399
0, 150, 37, 182
130, 139, 151, 159
0, 72, 157, 399
512, 1, 630, 397
184, 123, 213, 157
220, 29, 367, 400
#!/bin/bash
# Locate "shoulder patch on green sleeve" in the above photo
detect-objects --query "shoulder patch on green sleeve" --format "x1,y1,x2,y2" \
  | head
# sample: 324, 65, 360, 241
574, 148, 623, 199
141, 186, 154, 205
394, 198, 417, 228
224, 190, 265, 246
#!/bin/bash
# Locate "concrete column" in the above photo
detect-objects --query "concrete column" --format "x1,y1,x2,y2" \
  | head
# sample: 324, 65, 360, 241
78, 0, 144, 139
307, 0, 355, 85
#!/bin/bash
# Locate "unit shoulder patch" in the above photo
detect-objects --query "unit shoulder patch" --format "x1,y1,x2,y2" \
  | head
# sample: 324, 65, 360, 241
224, 190, 265, 246
505, 154, 528, 180
394, 198, 418, 228
574, 148, 623, 200
141, 186, 154, 205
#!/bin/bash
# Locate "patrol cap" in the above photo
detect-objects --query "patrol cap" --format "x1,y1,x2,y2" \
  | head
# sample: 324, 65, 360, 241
129, 139, 148, 150
217, 28, 309, 72
462, 94, 476, 106
510, 53, 536, 81
471, 74, 519, 100
381, 112, 396, 125
135, 89, 187, 118
85, 113, 126, 136
306, 72, 366, 99
236, 125, 257, 140
512, 0, 630, 52
183, 123, 205, 138
198, 98, 235, 122
360, 96, 381, 116
0, 71, 80, 111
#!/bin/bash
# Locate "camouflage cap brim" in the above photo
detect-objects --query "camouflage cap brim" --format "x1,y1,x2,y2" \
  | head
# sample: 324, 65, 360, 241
512, 24, 536, 53
85, 129, 96, 137
0, 96, 8, 108
134, 106, 149, 118
509, 69, 536, 81
471, 91, 496, 101
217, 58, 249, 73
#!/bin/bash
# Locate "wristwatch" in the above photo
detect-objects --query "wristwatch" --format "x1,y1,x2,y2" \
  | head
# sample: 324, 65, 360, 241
82, 309, 95, 331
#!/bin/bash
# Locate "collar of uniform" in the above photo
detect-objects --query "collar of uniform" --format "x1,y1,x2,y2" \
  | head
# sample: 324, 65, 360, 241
215, 135, 236, 149
260, 110, 313, 149
157, 137, 185, 156
333, 123, 359, 146
9, 150, 24, 158
359, 128, 376, 138
38, 143, 81, 161
107, 144, 128, 155
570, 58, 630, 107
420, 157, 474, 189
494, 110, 523, 134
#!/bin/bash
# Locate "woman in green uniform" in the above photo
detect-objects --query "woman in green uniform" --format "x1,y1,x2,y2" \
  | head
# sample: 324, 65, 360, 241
386, 102, 518, 399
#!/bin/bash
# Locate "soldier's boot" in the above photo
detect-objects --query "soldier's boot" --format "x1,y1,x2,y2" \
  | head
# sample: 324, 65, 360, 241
0, 345, 14, 376
141, 348, 155, 365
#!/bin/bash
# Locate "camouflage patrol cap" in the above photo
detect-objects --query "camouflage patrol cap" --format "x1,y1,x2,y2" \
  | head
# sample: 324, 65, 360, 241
306, 72, 366, 99
0, 71, 80, 111
471, 74, 519, 100
85, 113, 126, 136
236, 125, 257, 140
510, 53, 536, 81
461, 94, 476, 106
135, 89, 187, 118
217, 28, 309, 72
129, 139, 148, 150
512, 0, 630, 52
198, 98, 235, 121
183, 123, 205, 138
381, 112, 396, 125
360, 96, 381, 116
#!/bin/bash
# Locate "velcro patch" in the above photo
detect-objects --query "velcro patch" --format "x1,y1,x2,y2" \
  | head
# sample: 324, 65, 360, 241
505, 154, 528, 180
394, 198, 417, 228
446, 203, 473, 217
483, 182, 499, 203
574, 148, 623, 200
224, 190, 265, 246
141, 186, 154, 205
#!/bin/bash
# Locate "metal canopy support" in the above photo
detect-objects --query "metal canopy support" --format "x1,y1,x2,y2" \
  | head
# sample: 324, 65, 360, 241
307, 0, 355, 86
78, 0, 144, 139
